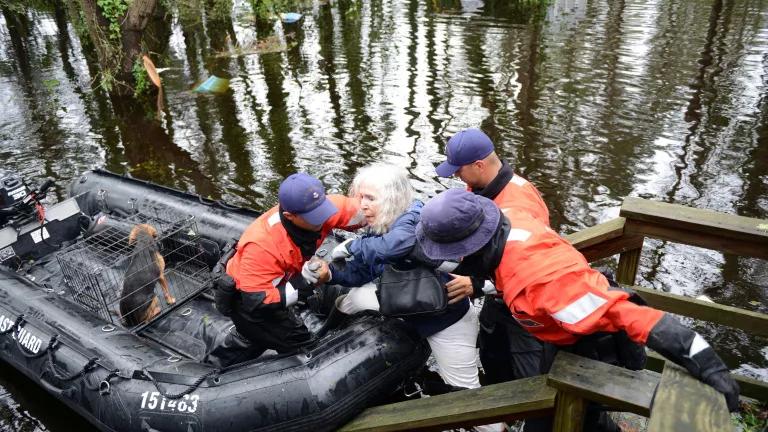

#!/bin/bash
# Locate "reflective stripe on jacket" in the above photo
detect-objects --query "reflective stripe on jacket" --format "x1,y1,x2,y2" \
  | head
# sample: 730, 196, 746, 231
494, 174, 549, 225
494, 210, 663, 345
226, 195, 363, 307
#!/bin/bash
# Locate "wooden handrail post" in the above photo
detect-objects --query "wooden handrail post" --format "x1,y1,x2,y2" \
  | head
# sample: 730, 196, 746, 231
546, 352, 660, 432
616, 242, 642, 285
552, 392, 586, 432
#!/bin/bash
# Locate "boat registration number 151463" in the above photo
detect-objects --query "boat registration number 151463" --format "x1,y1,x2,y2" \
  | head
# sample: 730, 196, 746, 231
140, 392, 199, 413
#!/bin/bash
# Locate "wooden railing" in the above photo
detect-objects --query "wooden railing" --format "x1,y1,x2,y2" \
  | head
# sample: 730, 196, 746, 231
340, 197, 767, 431
567, 197, 768, 401
341, 351, 731, 432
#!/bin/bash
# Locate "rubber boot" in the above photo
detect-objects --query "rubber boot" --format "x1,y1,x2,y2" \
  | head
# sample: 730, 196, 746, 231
313, 295, 347, 339
203, 327, 264, 368
311, 284, 350, 317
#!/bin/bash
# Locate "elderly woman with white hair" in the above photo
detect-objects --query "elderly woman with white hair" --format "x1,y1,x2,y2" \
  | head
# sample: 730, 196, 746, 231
308, 163, 504, 432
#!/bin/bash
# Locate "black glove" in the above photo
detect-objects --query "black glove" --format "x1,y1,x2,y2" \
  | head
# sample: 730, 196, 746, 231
646, 314, 740, 411
289, 274, 315, 307
213, 274, 237, 317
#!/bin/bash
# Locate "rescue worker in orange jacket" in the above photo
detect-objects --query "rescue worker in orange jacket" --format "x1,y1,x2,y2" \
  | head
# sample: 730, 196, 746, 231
415, 189, 739, 430
208, 173, 362, 366
435, 128, 550, 385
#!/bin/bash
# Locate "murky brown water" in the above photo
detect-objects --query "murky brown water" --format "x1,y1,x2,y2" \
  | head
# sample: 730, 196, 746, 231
1, 0, 767, 429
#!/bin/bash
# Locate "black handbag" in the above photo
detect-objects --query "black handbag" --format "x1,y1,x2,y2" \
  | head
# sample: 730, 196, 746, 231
376, 265, 448, 318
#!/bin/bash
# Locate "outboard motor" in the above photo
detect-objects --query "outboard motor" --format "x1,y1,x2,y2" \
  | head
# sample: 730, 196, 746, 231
0, 170, 32, 227
0, 173, 81, 266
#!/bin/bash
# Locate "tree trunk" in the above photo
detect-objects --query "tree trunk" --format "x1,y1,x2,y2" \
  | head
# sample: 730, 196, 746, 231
121, 0, 157, 82
70, 0, 158, 96
72, 0, 119, 85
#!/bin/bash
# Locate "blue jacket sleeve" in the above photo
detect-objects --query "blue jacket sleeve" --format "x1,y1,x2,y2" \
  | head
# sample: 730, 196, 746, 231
345, 201, 423, 265
328, 258, 379, 287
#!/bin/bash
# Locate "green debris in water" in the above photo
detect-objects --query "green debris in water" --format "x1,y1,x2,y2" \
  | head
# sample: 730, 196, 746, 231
42, 79, 60, 92
193, 75, 230, 94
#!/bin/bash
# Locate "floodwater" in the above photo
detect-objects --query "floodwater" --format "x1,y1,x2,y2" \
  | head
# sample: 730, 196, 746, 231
1, 0, 767, 429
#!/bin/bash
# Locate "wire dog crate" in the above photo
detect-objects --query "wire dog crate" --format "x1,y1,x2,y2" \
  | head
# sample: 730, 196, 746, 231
57, 210, 214, 326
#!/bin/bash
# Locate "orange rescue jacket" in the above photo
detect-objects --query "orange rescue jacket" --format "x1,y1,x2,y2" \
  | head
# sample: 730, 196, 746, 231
489, 173, 550, 225
494, 210, 663, 345
226, 195, 363, 307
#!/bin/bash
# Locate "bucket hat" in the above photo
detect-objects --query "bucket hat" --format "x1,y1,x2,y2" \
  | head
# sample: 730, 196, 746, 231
278, 173, 338, 226
415, 189, 500, 261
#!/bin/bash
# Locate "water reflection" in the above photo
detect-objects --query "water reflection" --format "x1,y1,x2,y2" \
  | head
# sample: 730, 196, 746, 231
0, 0, 767, 428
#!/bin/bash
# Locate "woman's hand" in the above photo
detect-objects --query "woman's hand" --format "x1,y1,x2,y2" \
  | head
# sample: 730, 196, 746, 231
316, 260, 331, 284
445, 274, 473, 304
331, 238, 354, 261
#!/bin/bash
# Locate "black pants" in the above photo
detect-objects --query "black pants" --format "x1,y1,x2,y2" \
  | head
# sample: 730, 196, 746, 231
205, 305, 311, 368
524, 332, 646, 432
478, 297, 544, 384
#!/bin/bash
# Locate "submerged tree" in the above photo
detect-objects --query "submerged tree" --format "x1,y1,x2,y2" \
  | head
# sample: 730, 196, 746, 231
71, 0, 160, 96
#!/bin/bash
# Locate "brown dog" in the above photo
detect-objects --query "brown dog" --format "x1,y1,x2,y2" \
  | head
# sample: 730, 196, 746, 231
119, 224, 176, 326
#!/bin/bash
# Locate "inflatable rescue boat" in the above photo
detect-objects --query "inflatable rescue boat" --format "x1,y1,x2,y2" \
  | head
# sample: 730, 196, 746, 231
0, 169, 430, 432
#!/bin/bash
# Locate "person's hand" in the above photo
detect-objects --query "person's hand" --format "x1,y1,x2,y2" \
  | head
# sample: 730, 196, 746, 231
703, 368, 740, 412
646, 314, 740, 412
316, 260, 331, 283
302, 260, 322, 284
297, 286, 315, 306
445, 274, 473, 304
302, 259, 331, 285
331, 238, 354, 261
165, 294, 177, 305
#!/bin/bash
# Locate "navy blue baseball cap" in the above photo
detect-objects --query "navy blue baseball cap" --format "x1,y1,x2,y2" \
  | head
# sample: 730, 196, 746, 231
435, 128, 495, 177
278, 173, 338, 226
415, 189, 501, 261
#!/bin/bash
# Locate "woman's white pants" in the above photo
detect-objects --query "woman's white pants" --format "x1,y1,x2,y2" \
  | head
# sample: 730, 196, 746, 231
337, 285, 505, 432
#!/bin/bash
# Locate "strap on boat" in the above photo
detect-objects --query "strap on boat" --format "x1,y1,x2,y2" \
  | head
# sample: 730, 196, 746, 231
141, 367, 220, 400
97, 189, 109, 212
82, 368, 132, 395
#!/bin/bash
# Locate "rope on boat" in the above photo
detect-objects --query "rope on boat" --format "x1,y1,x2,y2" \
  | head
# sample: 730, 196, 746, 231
0, 314, 24, 336
44, 349, 99, 382
142, 367, 220, 400
215, 200, 240, 210
16, 333, 59, 359
3, 313, 219, 398
1, 313, 130, 395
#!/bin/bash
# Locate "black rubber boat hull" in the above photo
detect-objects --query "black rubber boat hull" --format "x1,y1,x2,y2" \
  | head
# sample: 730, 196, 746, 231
0, 169, 430, 432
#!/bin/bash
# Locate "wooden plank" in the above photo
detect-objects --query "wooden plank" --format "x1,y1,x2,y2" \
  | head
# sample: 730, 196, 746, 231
564, 217, 626, 250
625, 219, 768, 259
338, 375, 556, 432
552, 392, 586, 432
630, 285, 768, 338
616, 246, 642, 285
620, 197, 768, 242
645, 351, 768, 402
571, 233, 645, 263
648, 363, 731, 431
620, 198, 768, 259
547, 351, 659, 417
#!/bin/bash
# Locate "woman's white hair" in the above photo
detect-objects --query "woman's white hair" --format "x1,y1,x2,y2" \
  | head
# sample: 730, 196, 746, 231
350, 163, 413, 234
